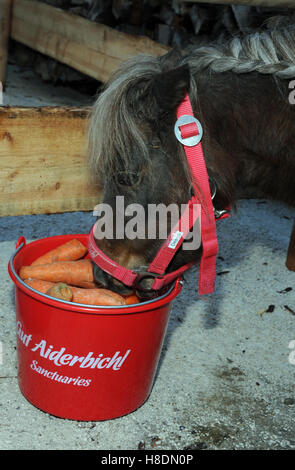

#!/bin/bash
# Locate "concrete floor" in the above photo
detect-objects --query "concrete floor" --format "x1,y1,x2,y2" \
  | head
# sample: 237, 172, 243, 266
0, 62, 295, 450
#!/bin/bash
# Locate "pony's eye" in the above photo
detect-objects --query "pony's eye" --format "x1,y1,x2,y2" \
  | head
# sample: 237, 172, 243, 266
116, 171, 140, 187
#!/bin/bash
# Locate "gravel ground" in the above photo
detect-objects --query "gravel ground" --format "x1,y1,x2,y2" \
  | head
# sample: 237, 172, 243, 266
0, 62, 295, 451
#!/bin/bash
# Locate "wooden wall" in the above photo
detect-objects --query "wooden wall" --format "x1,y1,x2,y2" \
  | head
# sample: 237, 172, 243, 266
0, 106, 101, 216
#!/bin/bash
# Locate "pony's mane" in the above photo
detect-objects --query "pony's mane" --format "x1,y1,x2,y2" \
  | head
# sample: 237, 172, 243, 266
88, 22, 295, 181
184, 23, 295, 79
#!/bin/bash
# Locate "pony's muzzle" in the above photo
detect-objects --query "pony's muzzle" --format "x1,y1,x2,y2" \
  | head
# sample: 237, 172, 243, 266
133, 271, 159, 293
92, 263, 133, 296
92, 262, 160, 299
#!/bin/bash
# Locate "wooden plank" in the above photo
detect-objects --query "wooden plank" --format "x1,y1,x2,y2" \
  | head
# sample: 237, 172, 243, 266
10, 0, 169, 84
0, 106, 101, 216
0, 0, 12, 89
180, 0, 295, 7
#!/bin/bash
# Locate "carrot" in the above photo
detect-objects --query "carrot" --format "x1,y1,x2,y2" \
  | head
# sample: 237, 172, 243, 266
70, 286, 126, 306
24, 278, 55, 293
24, 278, 125, 306
31, 239, 87, 266
75, 280, 98, 289
125, 294, 140, 305
19, 259, 94, 287
46, 283, 73, 302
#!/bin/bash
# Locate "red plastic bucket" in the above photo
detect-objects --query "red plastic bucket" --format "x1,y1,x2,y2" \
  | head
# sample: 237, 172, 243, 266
8, 234, 182, 421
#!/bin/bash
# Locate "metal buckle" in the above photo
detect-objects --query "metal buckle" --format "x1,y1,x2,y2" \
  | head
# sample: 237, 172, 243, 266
209, 177, 217, 201
214, 208, 230, 219
209, 177, 230, 220
174, 115, 203, 147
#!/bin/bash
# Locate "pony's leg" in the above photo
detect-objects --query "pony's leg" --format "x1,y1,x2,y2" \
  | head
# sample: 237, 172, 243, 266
286, 220, 295, 271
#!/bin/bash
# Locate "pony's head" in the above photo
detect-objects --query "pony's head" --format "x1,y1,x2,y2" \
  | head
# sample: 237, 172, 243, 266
88, 49, 206, 296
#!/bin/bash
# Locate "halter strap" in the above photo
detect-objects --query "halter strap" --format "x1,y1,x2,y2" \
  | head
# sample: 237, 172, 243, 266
89, 93, 222, 295
175, 93, 218, 295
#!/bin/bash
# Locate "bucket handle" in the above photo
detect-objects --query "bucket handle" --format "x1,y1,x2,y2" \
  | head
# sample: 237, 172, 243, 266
8, 237, 27, 290
16, 236, 26, 250
9, 237, 27, 278
175, 277, 184, 294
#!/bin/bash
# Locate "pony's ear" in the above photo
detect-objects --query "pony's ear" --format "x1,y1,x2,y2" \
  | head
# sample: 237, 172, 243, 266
149, 64, 190, 114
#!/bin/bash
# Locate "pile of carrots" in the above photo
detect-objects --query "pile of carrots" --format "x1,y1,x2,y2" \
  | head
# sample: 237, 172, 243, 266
19, 238, 139, 306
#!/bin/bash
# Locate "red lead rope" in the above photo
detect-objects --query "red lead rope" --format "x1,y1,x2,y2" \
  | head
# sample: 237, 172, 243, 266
175, 94, 218, 295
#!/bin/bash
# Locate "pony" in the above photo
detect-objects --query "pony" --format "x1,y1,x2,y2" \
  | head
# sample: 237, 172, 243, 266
87, 21, 295, 298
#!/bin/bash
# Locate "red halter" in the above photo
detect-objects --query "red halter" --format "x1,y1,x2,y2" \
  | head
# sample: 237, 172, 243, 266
89, 93, 229, 295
